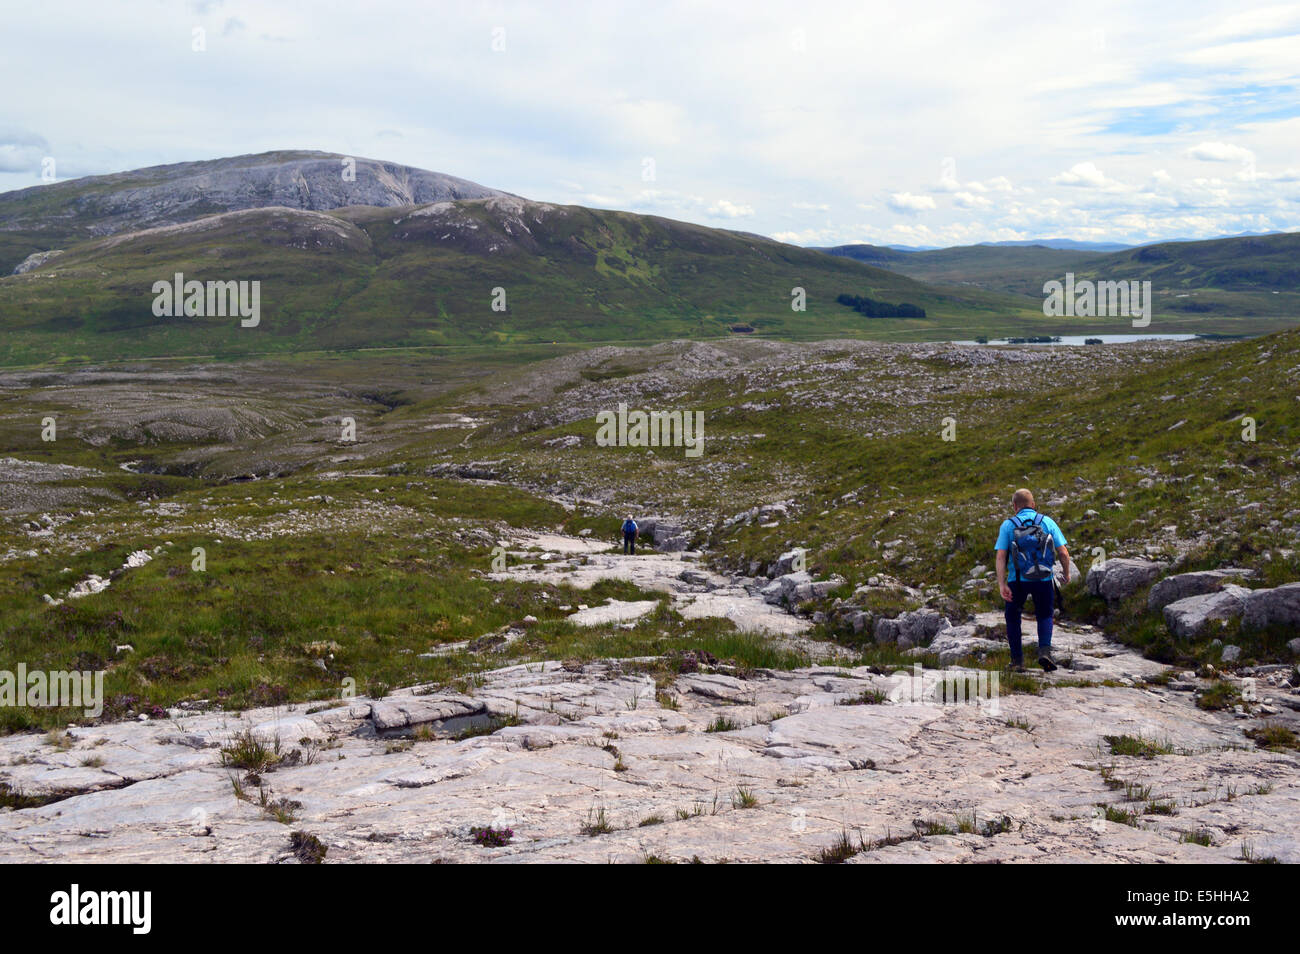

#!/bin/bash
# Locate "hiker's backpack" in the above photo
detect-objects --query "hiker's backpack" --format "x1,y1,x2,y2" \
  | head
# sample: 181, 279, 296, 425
1010, 513, 1055, 581
622, 520, 637, 534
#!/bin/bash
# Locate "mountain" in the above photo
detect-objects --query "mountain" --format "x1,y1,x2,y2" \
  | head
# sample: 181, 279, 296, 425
0, 150, 507, 274
4, 151, 1296, 367
0, 180, 1035, 365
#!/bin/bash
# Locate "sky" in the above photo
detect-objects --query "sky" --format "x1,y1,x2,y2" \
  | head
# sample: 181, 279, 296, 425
2, 0, 1299, 248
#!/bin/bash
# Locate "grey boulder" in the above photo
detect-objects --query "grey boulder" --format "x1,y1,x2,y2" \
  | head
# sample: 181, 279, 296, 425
1243, 582, 1300, 630
1162, 585, 1251, 639
874, 609, 951, 648
641, 520, 688, 551
771, 549, 805, 577
1087, 558, 1167, 602
761, 571, 811, 605
1147, 568, 1254, 612
762, 571, 842, 607
921, 625, 1006, 664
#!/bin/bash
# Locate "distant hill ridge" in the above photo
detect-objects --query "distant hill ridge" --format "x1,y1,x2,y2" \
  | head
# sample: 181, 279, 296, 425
0, 151, 1294, 365
815, 234, 1300, 315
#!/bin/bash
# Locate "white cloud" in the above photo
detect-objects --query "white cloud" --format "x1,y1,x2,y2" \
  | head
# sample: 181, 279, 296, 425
0, 1, 1296, 248
888, 192, 937, 213
1050, 162, 1122, 189
953, 191, 992, 209
708, 198, 754, 218
1187, 141, 1255, 163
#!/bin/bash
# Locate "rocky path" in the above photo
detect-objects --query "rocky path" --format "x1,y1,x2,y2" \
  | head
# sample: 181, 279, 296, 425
2, 615, 1297, 863
2, 533, 1296, 863
490, 532, 848, 659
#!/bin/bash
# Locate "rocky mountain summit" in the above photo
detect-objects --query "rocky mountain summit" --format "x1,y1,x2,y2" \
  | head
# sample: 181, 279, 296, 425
0, 150, 506, 251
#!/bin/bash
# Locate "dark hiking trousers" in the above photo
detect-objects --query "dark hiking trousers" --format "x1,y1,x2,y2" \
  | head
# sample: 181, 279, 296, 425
1005, 579, 1053, 663
623, 532, 636, 555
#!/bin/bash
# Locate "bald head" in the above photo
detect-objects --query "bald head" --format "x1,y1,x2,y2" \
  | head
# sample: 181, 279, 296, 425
1012, 488, 1035, 510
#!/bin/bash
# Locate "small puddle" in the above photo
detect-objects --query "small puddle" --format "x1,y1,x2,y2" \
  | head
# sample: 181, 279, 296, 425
377, 711, 505, 740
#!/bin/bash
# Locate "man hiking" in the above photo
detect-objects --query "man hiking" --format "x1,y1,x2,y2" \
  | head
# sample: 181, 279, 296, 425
621, 516, 639, 555
994, 488, 1071, 672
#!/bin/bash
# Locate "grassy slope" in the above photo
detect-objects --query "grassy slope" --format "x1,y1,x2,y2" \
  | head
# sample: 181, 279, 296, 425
0, 474, 795, 733
1, 331, 1298, 730
0, 200, 1045, 365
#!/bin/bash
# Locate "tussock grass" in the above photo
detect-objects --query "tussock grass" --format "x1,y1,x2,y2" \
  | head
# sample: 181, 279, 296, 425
1104, 734, 1175, 759
1245, 723, 1298, 751
1196, 682, 1241, 711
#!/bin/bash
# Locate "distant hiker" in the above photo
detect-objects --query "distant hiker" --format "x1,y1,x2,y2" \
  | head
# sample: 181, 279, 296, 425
621, 516, 639, 555
994, 488, 1071, 672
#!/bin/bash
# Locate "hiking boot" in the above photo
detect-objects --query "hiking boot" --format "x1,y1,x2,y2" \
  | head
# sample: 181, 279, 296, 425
1006, 661, 1026, 674
1037, 651, 1058, 672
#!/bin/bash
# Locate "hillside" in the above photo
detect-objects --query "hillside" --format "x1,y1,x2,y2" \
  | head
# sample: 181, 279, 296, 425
820, 243, 1095, 295
0, 192, 1037, 365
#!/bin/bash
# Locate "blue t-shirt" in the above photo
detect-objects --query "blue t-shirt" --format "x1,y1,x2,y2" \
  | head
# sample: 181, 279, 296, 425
995, 509, 1066, 581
